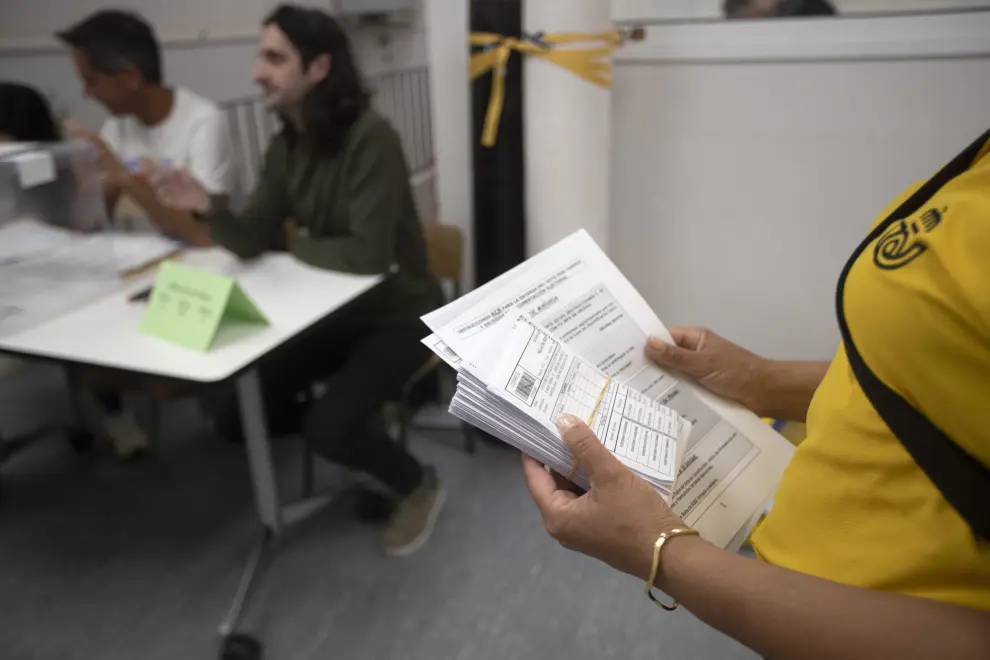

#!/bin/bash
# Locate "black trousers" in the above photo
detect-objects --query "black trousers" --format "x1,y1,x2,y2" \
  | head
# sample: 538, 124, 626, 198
97, 391, 124, 414
212, 316, 429, 497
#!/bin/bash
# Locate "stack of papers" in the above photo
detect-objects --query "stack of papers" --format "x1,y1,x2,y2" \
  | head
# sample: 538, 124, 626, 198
0, 218, 180, 274
0, 218, 182, 335
454, 316, 689, 497
421, 230, 795, 550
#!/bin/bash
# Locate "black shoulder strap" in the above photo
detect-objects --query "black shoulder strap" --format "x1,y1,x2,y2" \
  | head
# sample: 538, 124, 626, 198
836, 128, 990, 543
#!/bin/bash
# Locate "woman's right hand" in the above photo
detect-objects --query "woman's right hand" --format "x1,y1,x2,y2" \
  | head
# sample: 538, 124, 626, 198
646, 327, 773, 414
152, 169, 212, 215
522, 414, 692, 582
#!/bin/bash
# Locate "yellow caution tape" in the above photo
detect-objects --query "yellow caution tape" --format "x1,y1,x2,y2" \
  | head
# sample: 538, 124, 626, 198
469, 31, 621, 147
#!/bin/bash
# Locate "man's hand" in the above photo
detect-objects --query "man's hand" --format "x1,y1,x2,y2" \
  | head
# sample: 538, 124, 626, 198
152, 169, 213, 215
65, 122, 131, 190
646, 327, 772, 414
521, 414, 687, 581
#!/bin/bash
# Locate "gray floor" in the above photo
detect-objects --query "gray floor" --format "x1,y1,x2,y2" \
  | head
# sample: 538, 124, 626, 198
0, 365, 756, 660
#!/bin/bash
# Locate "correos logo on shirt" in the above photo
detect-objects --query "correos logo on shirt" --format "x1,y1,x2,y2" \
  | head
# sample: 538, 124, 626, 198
873, 207, 946, 270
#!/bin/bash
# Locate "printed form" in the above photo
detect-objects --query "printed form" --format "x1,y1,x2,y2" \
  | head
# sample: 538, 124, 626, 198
475, 317, 686, 495
423, 230, 794, 550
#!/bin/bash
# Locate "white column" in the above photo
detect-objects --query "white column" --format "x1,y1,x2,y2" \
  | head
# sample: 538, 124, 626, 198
523, 0, 612, 255
424, 0, 476, 290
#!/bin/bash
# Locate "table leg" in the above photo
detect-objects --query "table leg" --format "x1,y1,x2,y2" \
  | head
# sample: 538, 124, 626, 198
218, 368, 341, 651
235, 369, 282, 535
217, 369, 280, 640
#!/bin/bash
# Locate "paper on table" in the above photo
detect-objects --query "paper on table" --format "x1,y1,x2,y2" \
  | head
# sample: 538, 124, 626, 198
0, 219, 180, 275
0, 219, 121, 336
423, 230, 794, 550
0, 218, 76, 264
109, 233, 182, 274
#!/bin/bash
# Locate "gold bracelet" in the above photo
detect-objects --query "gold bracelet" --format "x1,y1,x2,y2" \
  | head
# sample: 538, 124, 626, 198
645, 528, 700, 611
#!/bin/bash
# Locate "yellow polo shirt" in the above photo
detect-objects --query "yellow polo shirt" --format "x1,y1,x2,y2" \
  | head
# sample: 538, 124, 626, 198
751, 138, 990, 610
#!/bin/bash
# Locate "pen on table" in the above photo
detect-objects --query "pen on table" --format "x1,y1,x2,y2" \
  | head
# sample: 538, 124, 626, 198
129, 286, 152, 304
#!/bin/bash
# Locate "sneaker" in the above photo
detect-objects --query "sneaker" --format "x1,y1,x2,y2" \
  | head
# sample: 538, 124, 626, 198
384, 466, 446, 557
103, 411, 150, 460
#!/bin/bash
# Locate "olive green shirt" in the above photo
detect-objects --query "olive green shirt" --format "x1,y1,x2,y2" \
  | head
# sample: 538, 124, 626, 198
206, 110, 435, 325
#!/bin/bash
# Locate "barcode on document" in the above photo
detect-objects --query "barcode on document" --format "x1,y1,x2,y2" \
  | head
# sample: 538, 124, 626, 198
515, 372, 537, 400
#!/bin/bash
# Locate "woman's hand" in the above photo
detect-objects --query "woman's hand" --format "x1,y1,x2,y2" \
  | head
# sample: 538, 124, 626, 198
646, 327, 772, 414
521, 414, 687, 581
152, 169, 212, 215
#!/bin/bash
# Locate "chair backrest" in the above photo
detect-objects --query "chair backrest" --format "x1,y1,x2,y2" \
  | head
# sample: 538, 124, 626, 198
422, 223, 462, 284
220, 97, 278, 209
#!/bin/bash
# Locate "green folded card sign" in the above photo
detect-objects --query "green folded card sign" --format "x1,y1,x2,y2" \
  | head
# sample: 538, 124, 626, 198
140, 260, 269, 352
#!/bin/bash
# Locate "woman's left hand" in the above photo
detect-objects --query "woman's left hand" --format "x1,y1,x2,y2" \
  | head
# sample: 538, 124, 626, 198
521, 414, 688, 580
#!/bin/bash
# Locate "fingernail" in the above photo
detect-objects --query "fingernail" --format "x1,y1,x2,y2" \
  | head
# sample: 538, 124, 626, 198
556, 413, 581, 433
648, 336, 664, 349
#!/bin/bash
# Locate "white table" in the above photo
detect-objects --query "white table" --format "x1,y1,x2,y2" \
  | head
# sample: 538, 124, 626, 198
0, 248, 384, 650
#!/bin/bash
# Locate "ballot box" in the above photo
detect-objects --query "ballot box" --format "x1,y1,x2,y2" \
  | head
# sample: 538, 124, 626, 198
0, 141, 119, 335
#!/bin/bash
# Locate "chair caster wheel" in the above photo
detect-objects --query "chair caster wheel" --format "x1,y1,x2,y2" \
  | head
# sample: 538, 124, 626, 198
221, 633, 262, 660
67, 430, 95, 454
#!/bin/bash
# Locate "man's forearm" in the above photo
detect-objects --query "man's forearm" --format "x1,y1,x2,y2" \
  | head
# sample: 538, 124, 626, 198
657, 536, 990, 660
291, 234, 391, 274
125, 178, 213, 247
753, 360, 829, 422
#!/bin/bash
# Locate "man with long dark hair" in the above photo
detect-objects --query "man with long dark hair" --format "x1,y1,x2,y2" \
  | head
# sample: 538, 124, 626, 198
155, 5, 445, 557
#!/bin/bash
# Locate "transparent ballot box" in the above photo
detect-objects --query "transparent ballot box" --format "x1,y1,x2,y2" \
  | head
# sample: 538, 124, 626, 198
0, 142, 120, 336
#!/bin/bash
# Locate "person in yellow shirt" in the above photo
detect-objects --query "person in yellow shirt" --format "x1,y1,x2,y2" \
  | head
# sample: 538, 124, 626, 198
521, 128, 990, 659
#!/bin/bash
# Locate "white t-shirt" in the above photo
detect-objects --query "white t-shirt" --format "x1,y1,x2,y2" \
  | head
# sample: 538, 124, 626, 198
100, 87, 233, 195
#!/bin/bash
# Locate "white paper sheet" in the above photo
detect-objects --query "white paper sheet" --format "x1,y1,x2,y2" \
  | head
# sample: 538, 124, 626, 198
477, 317, 686, 494
0, 218, 77, 264
423, 230, 794, 550
0, 220, 180, 336
108, 233, 181, 273
0, 219, 180, 274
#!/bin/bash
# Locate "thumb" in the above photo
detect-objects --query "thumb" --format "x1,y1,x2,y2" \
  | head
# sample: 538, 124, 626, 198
556, 414, 624, 484
646, 335, 699, 374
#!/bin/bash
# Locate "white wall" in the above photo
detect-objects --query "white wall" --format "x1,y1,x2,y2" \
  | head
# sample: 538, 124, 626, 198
423, 0, 474, 288
524, 0, 611, 255
611, 0, 990, 22
609, 14, 990, 360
